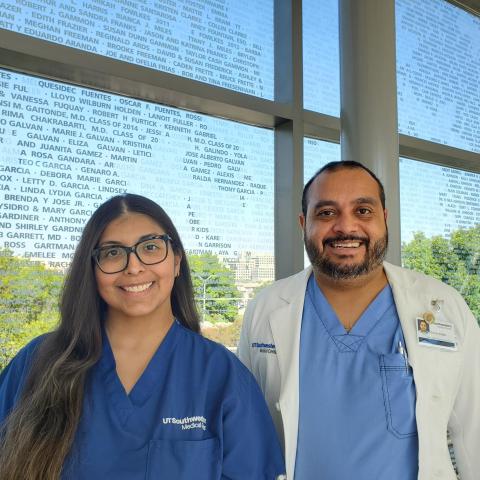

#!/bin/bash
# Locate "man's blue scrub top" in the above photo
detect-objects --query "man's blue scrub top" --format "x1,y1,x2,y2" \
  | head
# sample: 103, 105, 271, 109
0, 321, 285, 479
294, 275, 418, 479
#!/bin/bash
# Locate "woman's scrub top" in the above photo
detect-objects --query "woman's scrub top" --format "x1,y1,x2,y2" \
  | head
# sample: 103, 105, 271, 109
0, 321, 285, 479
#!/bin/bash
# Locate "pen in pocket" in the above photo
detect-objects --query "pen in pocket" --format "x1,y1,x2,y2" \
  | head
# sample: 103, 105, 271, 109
398, 340, 409, 373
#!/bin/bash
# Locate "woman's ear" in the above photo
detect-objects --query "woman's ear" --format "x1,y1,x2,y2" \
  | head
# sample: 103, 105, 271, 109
174, 253, 182, 277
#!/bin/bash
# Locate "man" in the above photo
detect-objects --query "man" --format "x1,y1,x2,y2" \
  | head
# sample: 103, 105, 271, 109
238, 161, 480, 480
418, 319, 429, 334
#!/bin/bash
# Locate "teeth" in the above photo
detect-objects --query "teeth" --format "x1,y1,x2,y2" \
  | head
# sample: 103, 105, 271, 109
332, 242, 361, 248
123, 282, 152, 293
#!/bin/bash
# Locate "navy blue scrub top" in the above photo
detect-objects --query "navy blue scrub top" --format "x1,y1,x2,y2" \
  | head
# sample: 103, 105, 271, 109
0, 321, 285, 479
295, 275, 418, 479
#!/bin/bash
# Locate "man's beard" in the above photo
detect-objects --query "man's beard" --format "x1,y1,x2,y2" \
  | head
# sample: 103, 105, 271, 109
304, 231, 388, 280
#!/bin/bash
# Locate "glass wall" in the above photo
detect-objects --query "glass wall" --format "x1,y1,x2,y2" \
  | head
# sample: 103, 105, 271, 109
400, 158, 480, 321
0, 0, 274, 99
396, 0, 480, 153
304, 138, 341, 181
396, 0, 480, 325
0, 69, 274, 365
302, 0, 340, 115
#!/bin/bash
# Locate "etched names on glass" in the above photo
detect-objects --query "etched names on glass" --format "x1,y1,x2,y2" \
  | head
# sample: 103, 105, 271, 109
400, 158, 480, 242
396, 0, 480, 153
0, 69, 274, 269
1, 0, 273, 99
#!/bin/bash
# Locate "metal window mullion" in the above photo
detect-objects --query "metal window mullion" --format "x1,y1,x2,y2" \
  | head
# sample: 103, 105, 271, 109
274, 0, 305, 280
399, 135, 480, 174
0, 29, 292, 128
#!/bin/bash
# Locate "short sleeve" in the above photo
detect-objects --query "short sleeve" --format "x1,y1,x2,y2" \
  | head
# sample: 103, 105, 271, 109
221, 364, 285, 480
0, 337, 43, 427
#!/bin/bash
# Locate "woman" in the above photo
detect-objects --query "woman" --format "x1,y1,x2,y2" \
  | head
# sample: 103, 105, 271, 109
0, 194, 285, 479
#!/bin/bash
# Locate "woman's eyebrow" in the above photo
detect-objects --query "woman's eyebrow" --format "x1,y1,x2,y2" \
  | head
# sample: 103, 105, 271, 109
98, 233, 161, 247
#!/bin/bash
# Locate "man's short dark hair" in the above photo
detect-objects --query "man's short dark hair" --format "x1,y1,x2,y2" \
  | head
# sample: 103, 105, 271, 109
301, 160, 386, 216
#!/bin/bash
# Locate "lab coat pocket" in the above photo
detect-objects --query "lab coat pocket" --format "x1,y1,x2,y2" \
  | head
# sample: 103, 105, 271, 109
380, 354, 418, 438
146, 437, 221, 480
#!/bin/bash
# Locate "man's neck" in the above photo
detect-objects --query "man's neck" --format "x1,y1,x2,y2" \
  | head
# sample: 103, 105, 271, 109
313, 266, 389, 332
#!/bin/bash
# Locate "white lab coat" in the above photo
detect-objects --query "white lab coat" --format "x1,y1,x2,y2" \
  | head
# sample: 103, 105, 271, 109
238, 262, 480, 480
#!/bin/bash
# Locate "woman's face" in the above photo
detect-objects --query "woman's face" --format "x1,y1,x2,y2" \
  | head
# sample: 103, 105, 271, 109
94, 213, 181, 324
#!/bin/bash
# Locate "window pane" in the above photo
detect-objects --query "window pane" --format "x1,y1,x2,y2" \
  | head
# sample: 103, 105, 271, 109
400, 158, 480, 322
396, 0, 480, 153
0, 69, 273, 363
303, 0, 340, 116
1, 0, 274, 99
304, 138, 341, 183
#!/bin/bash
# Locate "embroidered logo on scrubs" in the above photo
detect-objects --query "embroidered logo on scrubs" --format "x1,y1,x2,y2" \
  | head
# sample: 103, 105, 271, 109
251, 342, 276, 354
162, 416, 207, 431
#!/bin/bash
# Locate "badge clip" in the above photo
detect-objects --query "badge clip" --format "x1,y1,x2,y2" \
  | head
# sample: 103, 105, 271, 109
431, 299, 444, 312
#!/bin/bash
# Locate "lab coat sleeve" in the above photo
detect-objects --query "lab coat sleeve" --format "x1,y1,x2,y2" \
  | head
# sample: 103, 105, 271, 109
220, 367, 285, 480
237, 297, 254, 371
448, 309, 480, 480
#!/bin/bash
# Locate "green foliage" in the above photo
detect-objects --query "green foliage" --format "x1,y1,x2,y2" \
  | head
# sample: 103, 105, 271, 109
202, 315, 243, 347
0, 311, 59, 371
188, 253, 240, 323
0, 249, 63, 369
402, 226, 480, 322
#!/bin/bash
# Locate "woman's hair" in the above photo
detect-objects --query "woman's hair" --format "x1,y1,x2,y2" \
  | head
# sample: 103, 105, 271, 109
0, 194, 200, 479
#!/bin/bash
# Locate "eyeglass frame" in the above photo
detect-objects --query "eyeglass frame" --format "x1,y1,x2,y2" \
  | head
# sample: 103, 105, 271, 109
91, 234, 174, 274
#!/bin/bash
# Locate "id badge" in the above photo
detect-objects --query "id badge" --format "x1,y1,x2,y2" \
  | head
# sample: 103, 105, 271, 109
416, 312, 457, 351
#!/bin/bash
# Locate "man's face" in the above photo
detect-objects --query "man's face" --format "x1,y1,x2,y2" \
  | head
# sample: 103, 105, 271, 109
300, 168, 388, 281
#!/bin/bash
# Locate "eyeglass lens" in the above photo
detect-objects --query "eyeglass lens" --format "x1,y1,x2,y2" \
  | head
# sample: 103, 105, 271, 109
97, 237, 168, 273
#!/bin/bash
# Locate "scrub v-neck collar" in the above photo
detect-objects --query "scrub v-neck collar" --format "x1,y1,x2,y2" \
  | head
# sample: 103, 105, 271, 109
97, 320, 180, 423
306, 274, 394, 349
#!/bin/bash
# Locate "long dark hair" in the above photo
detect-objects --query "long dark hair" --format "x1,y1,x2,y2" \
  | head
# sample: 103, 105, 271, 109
0, 194, 200, 479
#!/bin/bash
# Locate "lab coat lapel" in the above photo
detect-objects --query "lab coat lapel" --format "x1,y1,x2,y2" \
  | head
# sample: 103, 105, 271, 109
385, 266, 422, 368
384, 262, 463, 478
385, 262, 448, 370
268, 268, 310, 480
386, 262, 462, 373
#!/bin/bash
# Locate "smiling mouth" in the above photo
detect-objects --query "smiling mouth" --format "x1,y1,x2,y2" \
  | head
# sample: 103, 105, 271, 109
330, 241, 362, 248
121, 282, 153, 293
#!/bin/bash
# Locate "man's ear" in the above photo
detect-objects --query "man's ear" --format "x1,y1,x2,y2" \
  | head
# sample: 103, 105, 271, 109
299, 213, 306, 230
384, 208, 388, 223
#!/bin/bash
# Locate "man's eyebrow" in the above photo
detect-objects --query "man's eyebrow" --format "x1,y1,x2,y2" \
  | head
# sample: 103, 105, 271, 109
354, 196, 379, 205
311, 200, 339, 210
310, 197, 379, 210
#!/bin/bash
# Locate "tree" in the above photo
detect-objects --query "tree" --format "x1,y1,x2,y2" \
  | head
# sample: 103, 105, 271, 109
402, 226, 480, 323
188, 253, 241, 323
0, 249, 64, 369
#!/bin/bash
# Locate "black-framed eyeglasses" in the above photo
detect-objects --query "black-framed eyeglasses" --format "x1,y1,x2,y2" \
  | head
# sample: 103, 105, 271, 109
92, 234, 173, 274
